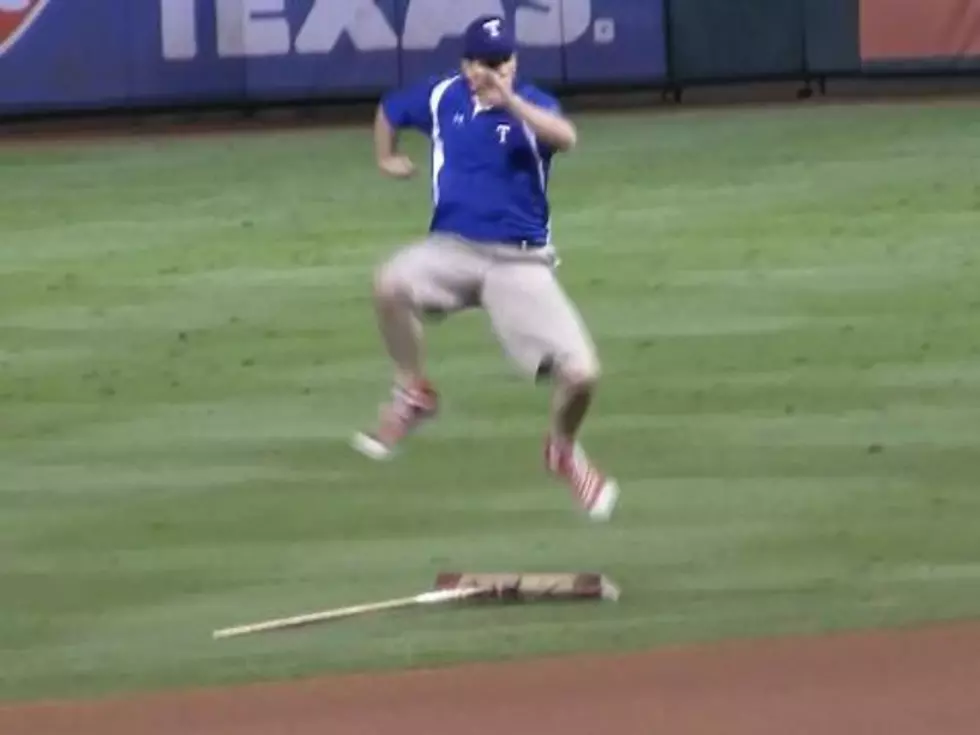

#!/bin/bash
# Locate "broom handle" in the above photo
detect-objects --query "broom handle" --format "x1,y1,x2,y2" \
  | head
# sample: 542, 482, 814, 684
212, 588, 480, 639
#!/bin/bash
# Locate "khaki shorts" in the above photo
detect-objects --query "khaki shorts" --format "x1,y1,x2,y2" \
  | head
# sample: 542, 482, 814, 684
377, 234, 599, 381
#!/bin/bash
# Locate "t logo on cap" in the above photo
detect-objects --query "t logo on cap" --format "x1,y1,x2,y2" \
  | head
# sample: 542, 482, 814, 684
483, 18, 502, 38
463, 14, 515, 62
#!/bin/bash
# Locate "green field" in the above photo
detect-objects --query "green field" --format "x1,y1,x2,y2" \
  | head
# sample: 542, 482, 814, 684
2, 100, 980, 702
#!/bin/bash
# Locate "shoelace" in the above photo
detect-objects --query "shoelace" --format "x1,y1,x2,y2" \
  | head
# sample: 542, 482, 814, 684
552, 444, 604, 506
378, 386, 433, 442
392, 385, 432, 415
569, 459, 603, 505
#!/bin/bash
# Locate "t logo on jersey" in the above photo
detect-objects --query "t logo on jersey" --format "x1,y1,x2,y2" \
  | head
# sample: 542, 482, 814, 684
0, 0, 48, 56
496, 124, 511, 144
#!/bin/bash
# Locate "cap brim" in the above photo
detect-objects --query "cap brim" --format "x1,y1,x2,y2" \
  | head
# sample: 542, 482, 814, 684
463, 51, 514, 65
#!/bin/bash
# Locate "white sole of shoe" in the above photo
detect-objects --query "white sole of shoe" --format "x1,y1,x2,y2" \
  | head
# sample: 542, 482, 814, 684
588, 479, 620, 521
351, 432, 393, 461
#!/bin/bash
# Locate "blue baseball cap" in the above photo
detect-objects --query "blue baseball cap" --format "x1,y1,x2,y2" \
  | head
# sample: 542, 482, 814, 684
462, 15, 515, 62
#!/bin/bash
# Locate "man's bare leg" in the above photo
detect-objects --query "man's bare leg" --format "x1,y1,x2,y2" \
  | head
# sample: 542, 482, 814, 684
542, 364, 618, 520
351, 266, 439, 460
374, 279, 427, 388
550, 375, 594, 445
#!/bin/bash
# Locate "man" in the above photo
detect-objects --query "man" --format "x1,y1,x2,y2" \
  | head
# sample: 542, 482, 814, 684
352, 14, 619, 521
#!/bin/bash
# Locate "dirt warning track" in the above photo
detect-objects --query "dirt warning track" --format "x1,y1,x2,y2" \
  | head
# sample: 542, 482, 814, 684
2, 622, 978, 735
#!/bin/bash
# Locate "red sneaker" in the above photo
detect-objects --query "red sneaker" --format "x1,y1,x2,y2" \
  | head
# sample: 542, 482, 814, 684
352, 380, 439, 460
545, 436, 619, 521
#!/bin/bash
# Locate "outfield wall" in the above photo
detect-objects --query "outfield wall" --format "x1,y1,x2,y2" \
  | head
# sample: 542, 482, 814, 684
0, 0, 978, 119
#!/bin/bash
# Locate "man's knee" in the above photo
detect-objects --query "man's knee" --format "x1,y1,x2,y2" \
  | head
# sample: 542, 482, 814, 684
373, 261, 413, 305
554, 352, 601, 392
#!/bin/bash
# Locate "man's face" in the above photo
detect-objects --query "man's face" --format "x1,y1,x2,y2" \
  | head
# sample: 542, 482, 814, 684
462, 55, 518, 94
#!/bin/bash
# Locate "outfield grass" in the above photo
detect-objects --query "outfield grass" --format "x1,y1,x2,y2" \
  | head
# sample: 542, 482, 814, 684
2, 100, 980, 702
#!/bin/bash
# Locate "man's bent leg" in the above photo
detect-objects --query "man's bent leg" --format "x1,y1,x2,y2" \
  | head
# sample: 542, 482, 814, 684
551, 367, 598, 445
354, 238, 484, 460
373, 254, 428, 388
482, 258, 617, 520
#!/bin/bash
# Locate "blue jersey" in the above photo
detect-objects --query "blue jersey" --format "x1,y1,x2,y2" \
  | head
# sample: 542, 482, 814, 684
380, 73, 561, 247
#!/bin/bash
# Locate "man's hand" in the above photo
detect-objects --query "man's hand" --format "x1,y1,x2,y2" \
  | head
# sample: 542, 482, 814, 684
374, 105, 416, 180
378, 154, 416, 179
471, 64, 517, 108
471, 64, 576, 152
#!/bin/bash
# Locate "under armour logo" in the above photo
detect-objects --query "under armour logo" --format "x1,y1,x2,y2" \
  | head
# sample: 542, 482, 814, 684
453, 112, 465, 126
483, 18, 502, 38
